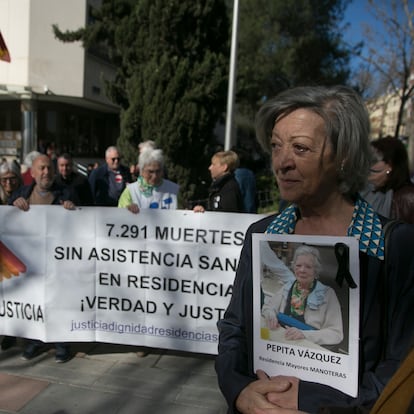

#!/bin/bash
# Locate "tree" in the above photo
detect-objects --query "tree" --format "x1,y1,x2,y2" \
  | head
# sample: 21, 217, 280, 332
54, 0, 229, 203
234, 0, 352, 138
54, 0, 354, 204
353, 0, 414, 140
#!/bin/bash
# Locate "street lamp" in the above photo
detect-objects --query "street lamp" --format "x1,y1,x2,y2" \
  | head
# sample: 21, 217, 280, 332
224, 0, 239, 151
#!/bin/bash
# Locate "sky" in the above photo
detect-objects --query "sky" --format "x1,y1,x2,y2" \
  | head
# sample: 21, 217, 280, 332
343, 1, 374, 44
342, 0, 381, 69
342, 0, 413, 70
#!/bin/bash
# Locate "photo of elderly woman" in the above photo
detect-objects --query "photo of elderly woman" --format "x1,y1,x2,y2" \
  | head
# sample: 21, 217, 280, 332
261, 242, 347, 353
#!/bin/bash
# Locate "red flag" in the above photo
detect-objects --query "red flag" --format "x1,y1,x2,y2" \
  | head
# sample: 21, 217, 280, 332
0, 31, 11, 62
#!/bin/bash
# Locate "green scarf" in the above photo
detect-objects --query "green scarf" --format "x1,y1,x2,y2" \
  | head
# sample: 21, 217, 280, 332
137, 176, 162, 197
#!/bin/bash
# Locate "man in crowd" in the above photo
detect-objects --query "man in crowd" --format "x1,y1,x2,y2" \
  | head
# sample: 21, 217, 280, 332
88, 146, 132, 206
55, 153, 93, 206
9, 154, 75, 363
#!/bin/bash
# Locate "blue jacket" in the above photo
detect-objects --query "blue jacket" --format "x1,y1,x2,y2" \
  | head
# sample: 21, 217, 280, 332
234, 168, 257, 213
88, 164, 132, 206
208, 173, 243, 213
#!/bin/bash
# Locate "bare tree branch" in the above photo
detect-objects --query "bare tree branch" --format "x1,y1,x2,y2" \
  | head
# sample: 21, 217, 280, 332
354, 0, 414, 138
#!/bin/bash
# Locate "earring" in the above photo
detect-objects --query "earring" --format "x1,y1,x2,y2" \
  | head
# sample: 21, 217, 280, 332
386, 170, 391, 175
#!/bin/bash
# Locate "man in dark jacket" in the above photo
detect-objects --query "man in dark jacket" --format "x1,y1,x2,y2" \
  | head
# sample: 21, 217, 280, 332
55, 153, 93, 206
88, 146, 132, 206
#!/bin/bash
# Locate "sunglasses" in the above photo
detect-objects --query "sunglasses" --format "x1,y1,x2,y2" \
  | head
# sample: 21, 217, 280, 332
111, 157, 121, 162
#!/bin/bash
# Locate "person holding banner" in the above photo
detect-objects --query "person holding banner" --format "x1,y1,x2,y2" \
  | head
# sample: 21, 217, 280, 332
261, 245, 343, 347
8, 154, 75, 363
215, 85, 414, 413
0, 159, 23, 351
118, 148, 179, 212
0, 160, 23, 205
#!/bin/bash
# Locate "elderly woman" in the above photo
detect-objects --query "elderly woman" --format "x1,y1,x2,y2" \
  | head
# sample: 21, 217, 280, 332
0, 160, 23, 204
215, 86, 414, 413
262, 245, 343, 346
118, 148, 179, 213
0, 160, 22, 351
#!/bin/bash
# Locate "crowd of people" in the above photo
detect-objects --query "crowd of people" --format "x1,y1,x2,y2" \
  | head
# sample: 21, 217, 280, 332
0, 141, 252, 360
1, 85, 414, 412
1, 140, 261, 214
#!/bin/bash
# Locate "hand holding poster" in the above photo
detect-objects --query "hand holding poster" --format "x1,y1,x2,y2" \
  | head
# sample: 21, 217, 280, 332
252, 233, 360, 397
0, 206, 263, 354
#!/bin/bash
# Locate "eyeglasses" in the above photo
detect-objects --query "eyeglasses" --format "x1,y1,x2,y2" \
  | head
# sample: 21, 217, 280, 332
0, 176, 18, 184
111, 157, 121, 162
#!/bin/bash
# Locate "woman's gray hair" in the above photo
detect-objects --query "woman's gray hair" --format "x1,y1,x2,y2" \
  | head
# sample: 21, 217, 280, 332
255, 85, 372, 196
291, 245, 322, 277
24, 151, 41, 167
0, 160, 23, 204
138, 148, 164, 172
0, 160, 22, 182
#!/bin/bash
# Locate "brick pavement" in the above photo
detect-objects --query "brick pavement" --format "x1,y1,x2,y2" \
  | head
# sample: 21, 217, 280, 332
0, 339, 228, 414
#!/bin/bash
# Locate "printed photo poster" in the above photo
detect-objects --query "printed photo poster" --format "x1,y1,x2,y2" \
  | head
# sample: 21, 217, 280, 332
252, 233, 360, 397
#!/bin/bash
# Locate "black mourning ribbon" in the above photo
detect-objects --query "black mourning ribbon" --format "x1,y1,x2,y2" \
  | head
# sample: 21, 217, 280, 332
334, 242, 357, 288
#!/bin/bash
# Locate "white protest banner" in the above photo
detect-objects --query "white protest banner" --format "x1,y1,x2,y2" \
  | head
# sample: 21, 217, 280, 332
0, 206, 265, 354
252, 233, 360, 397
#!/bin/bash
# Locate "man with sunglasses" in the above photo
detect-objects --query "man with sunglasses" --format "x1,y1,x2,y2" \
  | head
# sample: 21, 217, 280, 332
88, 146, 132, 206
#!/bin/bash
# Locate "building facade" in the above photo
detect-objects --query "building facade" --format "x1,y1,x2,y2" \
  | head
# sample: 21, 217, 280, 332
366, 92, 407, 139
0, 0, 119, 164
366, 88, 414, 171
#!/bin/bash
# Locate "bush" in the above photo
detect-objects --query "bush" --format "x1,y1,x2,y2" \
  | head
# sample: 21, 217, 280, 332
256, 172, 280, 214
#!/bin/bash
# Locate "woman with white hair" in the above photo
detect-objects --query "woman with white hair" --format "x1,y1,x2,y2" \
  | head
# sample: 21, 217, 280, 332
0, 159, 23, 351
0, 160, 23, 204
118, 148, 179, 213
261, 244, 343, 346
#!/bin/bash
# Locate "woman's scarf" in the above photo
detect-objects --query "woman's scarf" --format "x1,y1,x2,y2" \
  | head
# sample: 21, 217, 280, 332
266, 197, 385, 260
137, 176, 163, 198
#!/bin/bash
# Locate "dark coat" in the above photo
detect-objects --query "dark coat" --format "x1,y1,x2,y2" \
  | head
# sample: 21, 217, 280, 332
208, 173, 243, 213
215, 214, 414, 413
391, 183, 414, 224
55, 172, 94, 206
8, 181, 74, 205
88, 164, 132, 206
